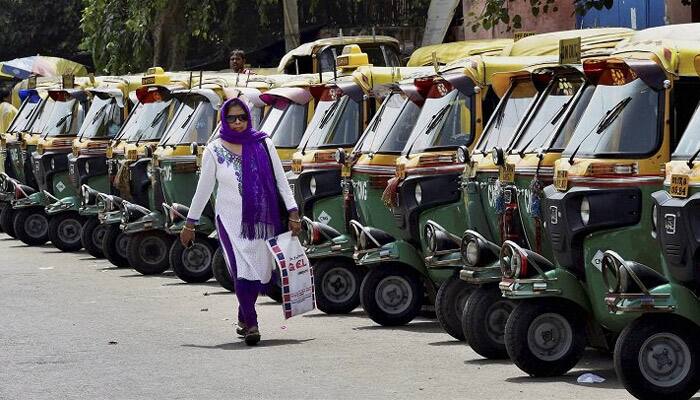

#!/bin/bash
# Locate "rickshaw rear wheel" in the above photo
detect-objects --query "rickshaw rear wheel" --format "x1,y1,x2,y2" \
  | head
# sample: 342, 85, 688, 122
48, 211, 85, 252
102, 224, 131, 268
435, 274, 473, 341
462, 285, 514, 358
212, 246, 235, 292
505, 298, 586, 377
169, 236, 215, 283
314, 258, 364, 314
126, 230, 173, 275
615, 315, 699, 400
81, 218, 106, 258
360, 263, 423, 327
13, 207, 49, 246
0, 203, 16, 238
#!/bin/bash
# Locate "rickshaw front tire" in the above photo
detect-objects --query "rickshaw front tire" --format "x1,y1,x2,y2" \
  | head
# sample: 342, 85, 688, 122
102, 224, 131, 268
462, 285, 514, 359
47, 212, 85, 252
169, 236, 215, 283
0, 203, 16, 238
81, 218, 106, 258
359, 263, 423, 327
313, 258, 364, 314
435, 274, 473, 341
13, 207, 49, 246
126, 230, 173, 275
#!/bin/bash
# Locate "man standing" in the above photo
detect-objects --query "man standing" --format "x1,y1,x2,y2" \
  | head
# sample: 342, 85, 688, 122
0, 87, 17, 133
229, 50, 252, 74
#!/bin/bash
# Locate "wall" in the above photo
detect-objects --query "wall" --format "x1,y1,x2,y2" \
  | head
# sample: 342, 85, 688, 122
462, 0, 576, 39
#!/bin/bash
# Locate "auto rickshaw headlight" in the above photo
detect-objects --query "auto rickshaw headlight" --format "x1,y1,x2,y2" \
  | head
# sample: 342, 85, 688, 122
414, 184, 423, 205
500, 244, 515, 278
580, 197, 590, 225
500, 241, 526, 279
462, 239, 480, 267
491, 147, 505, 166
309, 176, 317, 195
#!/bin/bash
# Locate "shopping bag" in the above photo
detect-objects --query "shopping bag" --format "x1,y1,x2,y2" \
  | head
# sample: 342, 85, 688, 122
267, 232, 315, 319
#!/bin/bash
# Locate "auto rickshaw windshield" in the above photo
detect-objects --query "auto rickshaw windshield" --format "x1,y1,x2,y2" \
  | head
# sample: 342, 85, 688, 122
477, 81, 538, 152
77, 96, 123, 140
27, 99, 56, 134
6, 96, 42, 134
510, 75, 585, 154
125, 99, 176, 142
562, 78, 660, 158
404, 90, 473, 155
160, 100, 216, 146
671, 102, 700, 159
355, 92, 420, 154
263, 101, 307, 148
302, 96, 360, 149
40, 97, 83, 137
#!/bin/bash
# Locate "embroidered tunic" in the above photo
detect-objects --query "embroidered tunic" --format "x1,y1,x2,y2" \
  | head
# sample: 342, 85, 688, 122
187, 138, 297, 283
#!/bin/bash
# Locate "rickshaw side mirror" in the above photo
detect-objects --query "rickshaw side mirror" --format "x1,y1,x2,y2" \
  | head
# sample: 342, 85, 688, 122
190, 142, 198, 156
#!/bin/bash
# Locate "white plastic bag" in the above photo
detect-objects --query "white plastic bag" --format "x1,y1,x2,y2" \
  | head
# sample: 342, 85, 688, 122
267, 232, 315, 319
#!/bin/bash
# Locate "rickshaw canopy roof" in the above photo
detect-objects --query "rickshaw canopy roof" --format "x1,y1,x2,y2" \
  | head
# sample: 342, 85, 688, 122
500, 27, 634, 57
260, 87, 313, 106
407, 39, 513, 67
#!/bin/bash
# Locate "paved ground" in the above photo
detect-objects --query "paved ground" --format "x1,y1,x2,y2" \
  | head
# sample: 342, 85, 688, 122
0, 233, 665, 400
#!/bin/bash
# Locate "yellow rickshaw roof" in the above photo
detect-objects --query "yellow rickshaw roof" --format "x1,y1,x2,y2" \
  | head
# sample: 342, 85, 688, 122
501, 27, 634, 57
612, 32, 700, 77
351, 66, 435, 92
443, 55, 557, 89
490, 64, 584, 98
407, 39, 513, 67
277, 35, 400, 72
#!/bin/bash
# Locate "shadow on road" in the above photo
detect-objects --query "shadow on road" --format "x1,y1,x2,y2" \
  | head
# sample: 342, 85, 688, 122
182, 338, 316, 350
428, 340, 463, 346
303, 310, 367, 319
119, 271, 178, 279
353, 320, 444, 334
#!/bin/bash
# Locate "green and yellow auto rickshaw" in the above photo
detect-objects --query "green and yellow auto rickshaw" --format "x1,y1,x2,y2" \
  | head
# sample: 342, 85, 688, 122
499, 29, 700, 377
11, 76, 96, 247
95, 67, 190, 269
42, 76, 142, 253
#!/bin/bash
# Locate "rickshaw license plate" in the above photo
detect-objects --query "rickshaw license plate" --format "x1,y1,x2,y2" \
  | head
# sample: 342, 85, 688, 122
499, 163, 515, 183
554, 170, 568, 191
670, 174, 689, 198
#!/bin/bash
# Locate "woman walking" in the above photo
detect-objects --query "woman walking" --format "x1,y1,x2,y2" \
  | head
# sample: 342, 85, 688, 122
180, 98, 300, 346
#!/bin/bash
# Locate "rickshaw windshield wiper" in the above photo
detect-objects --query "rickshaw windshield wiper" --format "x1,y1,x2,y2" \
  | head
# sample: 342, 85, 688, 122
318, 100, 341, 129
686, 147, 700, 168
405, 104, 450, 157
150, 108, 167, 128
515, 97, 573, 157
362, 101, 390, 153
568, 96, 631, 164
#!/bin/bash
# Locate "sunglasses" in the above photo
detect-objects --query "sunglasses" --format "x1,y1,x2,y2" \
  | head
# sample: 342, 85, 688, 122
225, 114, 248, 123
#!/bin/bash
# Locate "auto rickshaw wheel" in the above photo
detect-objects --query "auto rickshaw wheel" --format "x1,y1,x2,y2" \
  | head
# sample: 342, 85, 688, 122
505, 299, 586, 377
314, 258, 364, 314
102, 224, 131, 268
81, 218, 107, 258
212, 246, 235, 292
614, 315, 699, 400
13, 207, 49, 246
48, 211, 85, 252
0, 203, 17, 238
126, 230, 173, 275
169, 236, 215, 283
435, 274, 473, 341
462, 285, 514, 358
360, 263, 423, 326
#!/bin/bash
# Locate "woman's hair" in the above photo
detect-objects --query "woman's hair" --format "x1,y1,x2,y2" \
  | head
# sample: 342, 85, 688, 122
230, 49, 246, 60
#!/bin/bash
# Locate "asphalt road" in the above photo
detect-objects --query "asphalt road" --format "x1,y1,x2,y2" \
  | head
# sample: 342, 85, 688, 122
0, 233, 652, 400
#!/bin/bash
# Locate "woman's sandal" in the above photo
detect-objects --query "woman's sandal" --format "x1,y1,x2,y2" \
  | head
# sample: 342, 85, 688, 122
244, 326, 261, 346
236, 322, 247, 337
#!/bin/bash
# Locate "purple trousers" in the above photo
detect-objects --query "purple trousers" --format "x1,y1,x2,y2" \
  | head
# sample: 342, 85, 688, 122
217, 216, 267, 328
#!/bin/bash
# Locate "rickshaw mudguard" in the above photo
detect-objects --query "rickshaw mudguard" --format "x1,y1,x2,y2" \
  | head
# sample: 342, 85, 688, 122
306, 233, 355, 260
121, 211, 165, 234
165, 215, 215, 236
12, 191, 45, 209
79, 204, 100, 217
99, 210, 123, 225
500, 267, 593, 313
608, 282, 700, 327
45, 195, 79, 215
460, 261, 503, 285
357, 240, 429, 278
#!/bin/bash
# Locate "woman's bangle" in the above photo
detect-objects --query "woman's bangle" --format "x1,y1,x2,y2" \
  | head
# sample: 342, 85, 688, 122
288, 218, 301, 223
183, 225, 196, 232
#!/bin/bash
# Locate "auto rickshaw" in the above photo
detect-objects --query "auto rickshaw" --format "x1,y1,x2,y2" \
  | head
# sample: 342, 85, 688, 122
95, 67, 190, 269
499, 29, 700, 377
0, 78, 61, 236
459, 28, 632, 356
42, 76, 142, 253
277, 36, 401, 75
10, 76, 96, 247
302, 40, 513, 315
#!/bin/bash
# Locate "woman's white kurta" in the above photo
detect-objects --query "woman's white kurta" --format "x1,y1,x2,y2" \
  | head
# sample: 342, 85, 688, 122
186, 138, 297, 283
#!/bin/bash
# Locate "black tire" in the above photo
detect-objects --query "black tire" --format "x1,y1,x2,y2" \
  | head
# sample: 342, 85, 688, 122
504, 299, 587, 377
102, 224, 131, 268
13, 207, 49, 246
314, 258, 364, 314
614, 316, 699, 400
0, 203, 16, 238
267, 271, 282, 303
435, 274, 474, 341
0, 202, 6, 233
81, 218, 107, 258
462, 285, 515, 359
126, 230, 173, 275
212, 246, 235, 292
169, 237, 215, 283
359, 263, 423, 327
47, 211, 84, 252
